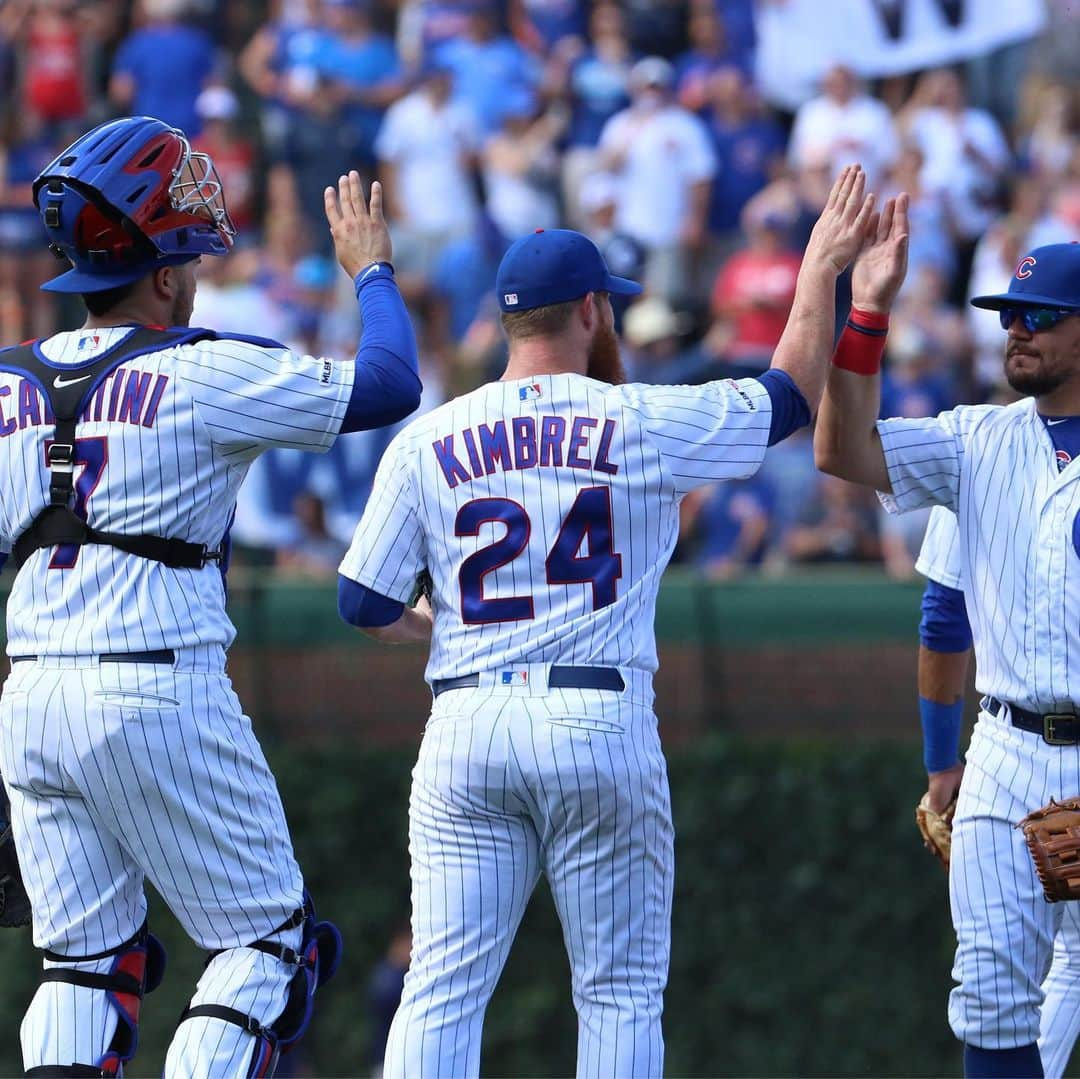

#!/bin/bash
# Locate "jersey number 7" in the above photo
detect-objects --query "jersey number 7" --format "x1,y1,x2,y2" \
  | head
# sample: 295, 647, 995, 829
43, 436, 109, 569
455, 486, 622, 624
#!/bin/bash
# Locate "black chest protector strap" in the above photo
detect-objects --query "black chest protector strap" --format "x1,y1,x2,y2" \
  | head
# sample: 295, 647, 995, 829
8, 327, 221, 571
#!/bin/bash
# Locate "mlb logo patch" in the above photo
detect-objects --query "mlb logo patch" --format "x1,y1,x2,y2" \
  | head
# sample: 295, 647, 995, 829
77, 334, 100, 351
519, 383, 543, 401
504, 292, 519, 306
500, 669, 529, 686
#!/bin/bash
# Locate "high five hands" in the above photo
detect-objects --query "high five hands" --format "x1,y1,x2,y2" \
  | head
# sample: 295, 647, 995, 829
804, 164, 910, 310
324, 170, 393, 279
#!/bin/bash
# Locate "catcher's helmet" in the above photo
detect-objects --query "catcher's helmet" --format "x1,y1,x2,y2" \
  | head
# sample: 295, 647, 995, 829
33, 115, 235, 294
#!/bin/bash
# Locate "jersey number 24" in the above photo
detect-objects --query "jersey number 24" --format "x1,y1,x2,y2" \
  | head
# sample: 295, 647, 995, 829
456, 487, 622, 624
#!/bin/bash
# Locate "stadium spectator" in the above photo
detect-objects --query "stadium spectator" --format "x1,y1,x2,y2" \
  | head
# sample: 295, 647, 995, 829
191, 86, 258, 234
21, 0, 91, 139
702, 64, 786, 270
899, 66, 1011, 301
675, 4, 747, 113
427, 213, 507, 355
883, 142, 956, 292
511, 0, 587, 55
577, 169, 645, 327
599, 55, 715, 300
375, 56, 479, 293
620, 295, 704, 384
554, 2, 632, 228
317, 0, 403, 177
0, 109, 59, 341
621, 0, 687, 59
189, 248, 290, 344
787, 62, 899, 189
481, 96, 565, 240
432, 3, 542, 137
785, 475, 881, 567
707, 197, 803, 377
682, 475, 776, 580
109, 0, 218, 136
275, 492, 348, 578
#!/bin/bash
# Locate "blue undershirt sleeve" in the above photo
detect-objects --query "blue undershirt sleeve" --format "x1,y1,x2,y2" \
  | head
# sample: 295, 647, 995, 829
755, 369, 811, 446
341, 266, 422, 433
919, 579, 973, 653
338, 575, 406, 628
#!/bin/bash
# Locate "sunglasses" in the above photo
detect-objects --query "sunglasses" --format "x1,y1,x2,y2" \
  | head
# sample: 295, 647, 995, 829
998, 307, 1076, 333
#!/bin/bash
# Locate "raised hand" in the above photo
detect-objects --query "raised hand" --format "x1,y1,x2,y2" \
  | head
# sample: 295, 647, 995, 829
324, 171, 392, 278
851, 192, 910, 314
803, 164, 877, 275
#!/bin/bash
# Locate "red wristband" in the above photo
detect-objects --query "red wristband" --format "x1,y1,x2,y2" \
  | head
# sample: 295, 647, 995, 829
832, 306, 889, 376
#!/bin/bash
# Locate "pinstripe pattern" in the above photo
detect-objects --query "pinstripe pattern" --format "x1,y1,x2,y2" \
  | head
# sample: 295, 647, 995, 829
0, 325, 354, 1070
166, 926, 303, 1074
1039, 903, 1080, 1079
384, 689, 671, 1079
918, 508, 1080, 1073
884, 402, 1080, 1053
21, 953, 119, 1069
344, 373, 771, 1078
915, 505, 963, 590
0, 650, 305, 1069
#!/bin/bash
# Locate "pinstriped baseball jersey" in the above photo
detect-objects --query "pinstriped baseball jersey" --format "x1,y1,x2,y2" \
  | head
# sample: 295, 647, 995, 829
0, 325, 353, 656
340, 372, 772, 681
915, 504, 963, 589
879, 399, 1080, 712
915, 503, 1080, 1077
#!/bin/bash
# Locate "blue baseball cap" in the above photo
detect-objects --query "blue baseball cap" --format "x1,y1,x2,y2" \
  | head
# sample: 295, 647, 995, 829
496, 228, 642, 313
970, 243, 1080, 311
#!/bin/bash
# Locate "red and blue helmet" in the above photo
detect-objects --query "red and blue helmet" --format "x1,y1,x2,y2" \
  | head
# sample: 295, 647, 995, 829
32, 115, 236, 293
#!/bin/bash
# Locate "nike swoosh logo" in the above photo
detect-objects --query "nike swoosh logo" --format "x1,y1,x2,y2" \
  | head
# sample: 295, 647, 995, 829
358, 263, 381, 282
1047, 418, 1069, 426
53, 373, 92, 388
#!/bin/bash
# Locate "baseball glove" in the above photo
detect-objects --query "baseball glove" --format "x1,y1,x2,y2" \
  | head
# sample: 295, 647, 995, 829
1018, 797, 1080, 902
916, 792, 957, 869
0, 783, 30, 928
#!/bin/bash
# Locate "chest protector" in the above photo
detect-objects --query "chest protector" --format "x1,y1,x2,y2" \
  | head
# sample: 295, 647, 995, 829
4, 326, 223, 571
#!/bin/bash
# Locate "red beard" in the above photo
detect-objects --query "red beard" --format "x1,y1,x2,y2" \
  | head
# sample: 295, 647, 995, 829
586, 321, 627, 385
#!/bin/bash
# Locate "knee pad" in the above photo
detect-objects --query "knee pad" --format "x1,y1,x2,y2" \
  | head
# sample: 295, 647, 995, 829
177, 892, 342, 1078
24, 921, 166, 1077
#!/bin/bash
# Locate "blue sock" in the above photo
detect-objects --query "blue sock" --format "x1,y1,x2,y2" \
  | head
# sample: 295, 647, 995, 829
964, 1043, 1043, 1078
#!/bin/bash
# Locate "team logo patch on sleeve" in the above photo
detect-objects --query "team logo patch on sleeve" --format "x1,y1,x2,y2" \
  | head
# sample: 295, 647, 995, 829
500, 669, 529, 686
519, 384, 543, 401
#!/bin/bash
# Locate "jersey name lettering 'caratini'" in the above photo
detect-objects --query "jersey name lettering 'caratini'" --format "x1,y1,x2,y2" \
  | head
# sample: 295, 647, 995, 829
0, 367, 170, 435
433, 414, 619, 486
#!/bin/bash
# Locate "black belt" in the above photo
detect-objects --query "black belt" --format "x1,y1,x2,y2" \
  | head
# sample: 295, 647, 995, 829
10, 649, 176, 665
986, 696, 1080, 745
432, 665, 625, 697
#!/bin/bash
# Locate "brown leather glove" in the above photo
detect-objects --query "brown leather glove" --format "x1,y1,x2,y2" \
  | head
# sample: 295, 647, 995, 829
916, 792, 957, 870
1018, 797, 1080, 902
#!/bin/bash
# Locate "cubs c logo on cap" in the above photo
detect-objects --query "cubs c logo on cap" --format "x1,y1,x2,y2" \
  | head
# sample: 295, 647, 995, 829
1015, 256, 1037, 279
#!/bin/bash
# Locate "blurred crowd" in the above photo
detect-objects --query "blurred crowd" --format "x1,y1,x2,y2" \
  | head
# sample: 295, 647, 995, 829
1, 0, 1077, 581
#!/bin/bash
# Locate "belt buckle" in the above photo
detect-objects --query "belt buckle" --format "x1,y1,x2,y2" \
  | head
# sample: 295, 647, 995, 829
1043, 713, 1079, 746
